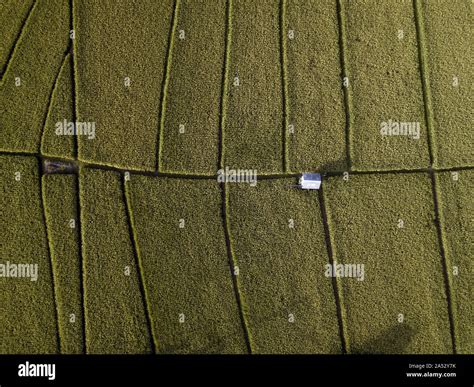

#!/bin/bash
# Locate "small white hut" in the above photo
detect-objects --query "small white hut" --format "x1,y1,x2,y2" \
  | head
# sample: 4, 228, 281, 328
299, 173, 322, 190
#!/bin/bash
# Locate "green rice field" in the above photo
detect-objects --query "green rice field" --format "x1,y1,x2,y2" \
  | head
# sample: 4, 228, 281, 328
0, 0, 472, 355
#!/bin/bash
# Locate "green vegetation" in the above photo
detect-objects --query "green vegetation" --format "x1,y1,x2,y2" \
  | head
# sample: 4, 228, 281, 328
159, 0, 226, 174
223, 0, 283, 173
127, 177, 247, 353
227, 179, 341, 353
0, 0, 69, 153
0, 0, 34, 75
79, 168, 152, 353
42, 174, 84, 354
0, 0, 472, 357
41, 54, 75, 159
343, 0, 430, 170
75, 0, 174, 171
420, 0, 473, 168
436, 170, 473, 354
325, 173, 452, 353
286, 0, 346, 172
0, 155, 58, 353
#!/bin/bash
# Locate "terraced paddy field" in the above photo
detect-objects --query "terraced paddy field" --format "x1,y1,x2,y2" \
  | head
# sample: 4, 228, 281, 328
226, 179, 341, 353
324, 173, 453, 354
42, 173, 83, 354
0, 0, 472, 355
435, 170, 473, 354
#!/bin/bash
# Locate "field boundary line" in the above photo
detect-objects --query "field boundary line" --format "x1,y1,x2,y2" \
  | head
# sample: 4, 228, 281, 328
335, 0, 352, 171
78, 156, 155, 173
2, 151, 474, 178
39, 53, 70, 154
414, 0, 456, 353
221, 182, 254, 353
0, 0, 37, 83
70, 1, 86, 353
218, 0, 233, 170
122, 177, 159, 354
71, 172, 86, 353
413, 0, 437, 166
70, 0, 80, 160
430, 172, 458, 354
80, 160, 214, 179
279, 0, 290, 172
318, 186, 348, 354
76, 169, 88, 353
156, 0, 181, 172
0, 150, 37, 156
39, 172, 62, 354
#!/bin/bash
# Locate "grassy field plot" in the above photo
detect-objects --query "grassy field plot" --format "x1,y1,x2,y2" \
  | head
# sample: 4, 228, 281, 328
0, 0, 471, 358
286, 0, 346, 172
227, 179, 341, 353
40, 54, 75, 159
127, 177, 247, 353
0, 0, 69, 153
325, 173, 452, 353
223, 0, 283, 173
75, 0, 174, 171
343, 0, 429, 170
0, 0, 34, 75
43, 174, 84, 354
0, 155, 58, 354
436, 170, 473, 353
159, 0, 226, 174
79, 168, 152, 353
420, 0, 473, 168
